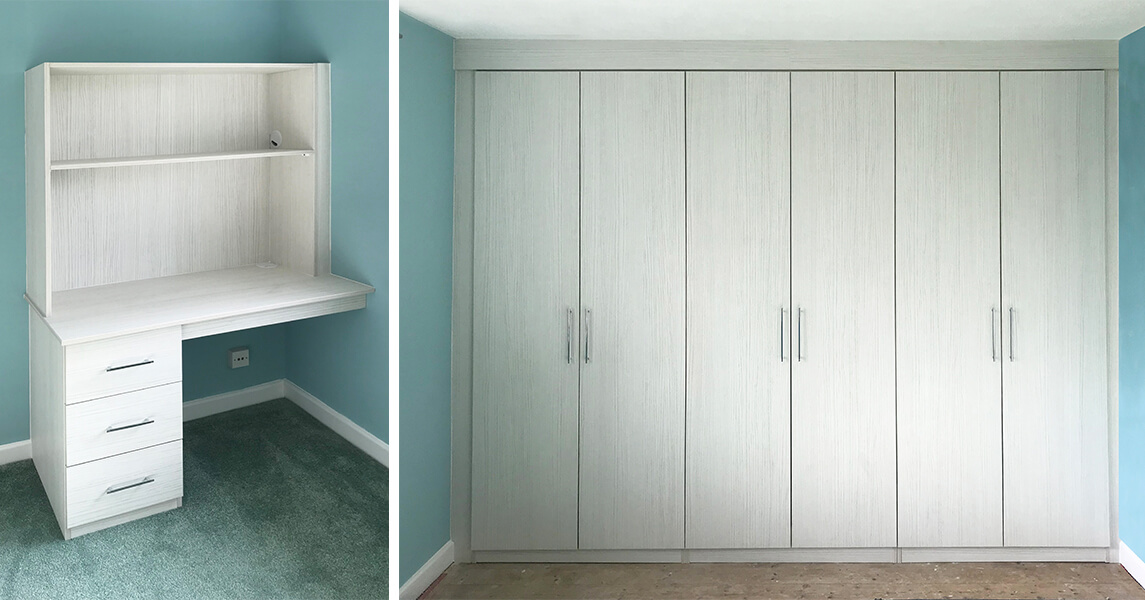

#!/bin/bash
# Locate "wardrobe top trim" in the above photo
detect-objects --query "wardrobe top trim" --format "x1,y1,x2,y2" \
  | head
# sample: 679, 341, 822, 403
36, 62, 323, 76
454, 40, 1118, 71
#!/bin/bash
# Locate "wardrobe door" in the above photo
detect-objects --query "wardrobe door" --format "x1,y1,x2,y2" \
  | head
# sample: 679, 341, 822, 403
471, 71, 581, 551
580, 71, 686, 549
790, 72, 896, 548
1001, 71, 1108, 547
896, 71, 1003, 548
685, 72, 791, 549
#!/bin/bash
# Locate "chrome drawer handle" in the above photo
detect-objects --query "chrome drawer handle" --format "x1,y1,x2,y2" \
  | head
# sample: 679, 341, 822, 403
106, 359, 154, 372
106, 419, 155, 433
107, 477, 155, 495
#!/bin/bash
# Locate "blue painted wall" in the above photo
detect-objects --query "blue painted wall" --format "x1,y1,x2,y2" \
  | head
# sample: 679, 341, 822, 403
0, 1, 387, 446
282, 1, 389, 442
398, 12, 454, 584
1122, 26, 1145, 554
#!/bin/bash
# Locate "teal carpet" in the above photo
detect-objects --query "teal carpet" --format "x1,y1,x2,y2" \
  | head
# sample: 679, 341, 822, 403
0, 399, 388, 600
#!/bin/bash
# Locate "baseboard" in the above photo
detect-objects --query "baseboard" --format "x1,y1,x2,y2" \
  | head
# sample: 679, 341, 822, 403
1122, 541, 1145, 589
400, 540, 455, 600
0, 440, 32, 466
182, 380, 286, 421
284, 380, 389, 467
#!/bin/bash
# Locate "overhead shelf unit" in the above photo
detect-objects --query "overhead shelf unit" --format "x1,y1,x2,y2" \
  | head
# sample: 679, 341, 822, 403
25, 62, 373, 540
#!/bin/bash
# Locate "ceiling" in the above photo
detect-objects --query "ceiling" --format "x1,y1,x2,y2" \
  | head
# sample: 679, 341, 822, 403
399, 0, 1145, 40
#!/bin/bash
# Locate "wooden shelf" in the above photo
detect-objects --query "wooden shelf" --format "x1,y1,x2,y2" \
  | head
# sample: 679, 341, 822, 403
51, 148, 314, 171
35, 266, 374, 345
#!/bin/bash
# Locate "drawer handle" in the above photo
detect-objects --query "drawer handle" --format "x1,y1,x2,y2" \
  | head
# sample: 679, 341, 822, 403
106, 477, 155, 495
106, 419, 155, 433
106, 359, 155, 372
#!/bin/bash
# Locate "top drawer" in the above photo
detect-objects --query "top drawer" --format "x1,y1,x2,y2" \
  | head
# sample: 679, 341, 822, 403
65, 328, 181, 404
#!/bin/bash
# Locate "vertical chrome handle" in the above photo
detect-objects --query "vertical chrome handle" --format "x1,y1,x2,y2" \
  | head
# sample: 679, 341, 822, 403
991, 308, 998, 362
1008, 307, 1015, 361
584, 309, 592, 364
797, 308, 805, 362
566, 309, 574, 364
780, 308, 787, 362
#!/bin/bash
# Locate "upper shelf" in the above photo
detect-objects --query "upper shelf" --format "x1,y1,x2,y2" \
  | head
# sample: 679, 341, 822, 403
35, 266, 374, 345
51, 148, 314, 171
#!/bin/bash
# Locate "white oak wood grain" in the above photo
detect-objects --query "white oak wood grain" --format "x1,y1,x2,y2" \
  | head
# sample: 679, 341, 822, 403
269, 155, 318, 275
50, 73, 271, 161
65, 497, 181, 540
314, 64, 332, 275
451, 70, 476, 562
43, 266, 373, 345
579, 71, 686, 550
471, 71, 580, 551
684, 71, 791, 550
1105, 69, 1119, 551
27, 65, 51, 315
65, 440, 183, 528
65, 382, 182, 466
181, 294, 366, 340
1000, 70, 1109, 548
51, 148, 312, 170
454, 40, 1118, 71
30, 308, 67, 533
895, 71, 1003, 548
64, 327, 182, 404
790, 71, 896, 549
52, 160, 272, 290
268, 67, 317, 153
48, 63, 311, 76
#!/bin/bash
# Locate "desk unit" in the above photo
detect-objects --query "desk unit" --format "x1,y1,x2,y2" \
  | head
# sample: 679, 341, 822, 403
26, 63, 374, 539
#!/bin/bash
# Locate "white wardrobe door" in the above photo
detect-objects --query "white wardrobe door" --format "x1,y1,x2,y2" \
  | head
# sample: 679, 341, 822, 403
895, 71, 1003, 548
1001, 71, 1108, 548
471, 71, 581, 551
685, 71, 791, 549
580, 71, 686, 550
790, 71, 896, 549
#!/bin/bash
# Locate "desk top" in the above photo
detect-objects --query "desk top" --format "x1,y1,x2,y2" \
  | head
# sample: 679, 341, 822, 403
35, 266, 375, 345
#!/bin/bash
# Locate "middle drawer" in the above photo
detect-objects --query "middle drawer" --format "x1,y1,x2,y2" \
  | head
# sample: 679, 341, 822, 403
66, 382, 182, 466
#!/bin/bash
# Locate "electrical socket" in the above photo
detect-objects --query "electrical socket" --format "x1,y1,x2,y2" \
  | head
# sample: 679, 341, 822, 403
229, 347, 250, 369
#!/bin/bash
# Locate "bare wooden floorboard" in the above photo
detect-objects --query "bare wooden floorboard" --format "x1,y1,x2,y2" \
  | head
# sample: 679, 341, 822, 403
422, 562, 1145, 600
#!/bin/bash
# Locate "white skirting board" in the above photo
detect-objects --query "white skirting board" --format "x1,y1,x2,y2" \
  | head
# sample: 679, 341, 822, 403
1123, 541, 1145, 589
182, 380, 287, 421
400, 541, 455, 600
0, 440, 32, 466
283, 380, 389, 467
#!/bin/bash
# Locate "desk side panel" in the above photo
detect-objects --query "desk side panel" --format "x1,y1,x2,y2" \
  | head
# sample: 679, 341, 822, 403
30, 307, 67, 533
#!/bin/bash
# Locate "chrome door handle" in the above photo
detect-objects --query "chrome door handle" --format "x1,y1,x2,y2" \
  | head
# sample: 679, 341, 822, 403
106, 418, 155, 433
1009, 307, 1015, 361
991, 308, 998, 362
780, 308, 787, 362
107, 477, 155, 495
797, 308, 805, 362
566, 308, 574, 364
584, 309, 592, 364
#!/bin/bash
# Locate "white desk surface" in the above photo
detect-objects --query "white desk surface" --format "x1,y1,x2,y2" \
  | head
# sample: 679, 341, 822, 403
36, 266, 375, 345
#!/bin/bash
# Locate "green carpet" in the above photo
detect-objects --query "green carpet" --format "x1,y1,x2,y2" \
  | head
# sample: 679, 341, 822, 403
0, 399, 388, 600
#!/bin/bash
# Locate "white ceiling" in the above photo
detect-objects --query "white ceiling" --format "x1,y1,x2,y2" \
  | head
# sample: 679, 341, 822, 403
400, 0, 1145, 40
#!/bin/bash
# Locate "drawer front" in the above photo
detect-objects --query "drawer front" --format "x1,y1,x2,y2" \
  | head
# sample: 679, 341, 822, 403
65, 327, 182, 404
66, 440, 183, 528
66, 383, 182, 466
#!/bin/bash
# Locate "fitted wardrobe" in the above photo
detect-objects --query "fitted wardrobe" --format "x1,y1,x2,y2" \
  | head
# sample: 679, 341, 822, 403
453, 42, 1117, 563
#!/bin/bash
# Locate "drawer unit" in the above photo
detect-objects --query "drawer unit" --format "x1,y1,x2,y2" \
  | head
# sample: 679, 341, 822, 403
65, 327, 181, 404
65, 383, 182, 466
65, 440, 183, 529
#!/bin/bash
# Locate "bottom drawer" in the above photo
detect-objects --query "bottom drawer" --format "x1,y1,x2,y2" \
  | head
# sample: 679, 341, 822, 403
66, 440, 183, 528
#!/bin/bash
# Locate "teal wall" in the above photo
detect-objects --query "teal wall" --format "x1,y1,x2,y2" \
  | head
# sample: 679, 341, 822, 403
0, 1, 386, 446
282, 1, 389, 442
1122, 26, 1145, 553
399, 13, 454, 584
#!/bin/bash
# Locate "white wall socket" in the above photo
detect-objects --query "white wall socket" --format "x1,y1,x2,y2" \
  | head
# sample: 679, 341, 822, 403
229, 347, 250, 369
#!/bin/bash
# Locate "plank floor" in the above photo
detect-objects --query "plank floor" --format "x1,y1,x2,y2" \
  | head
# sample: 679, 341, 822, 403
421, 562, 1145, 600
